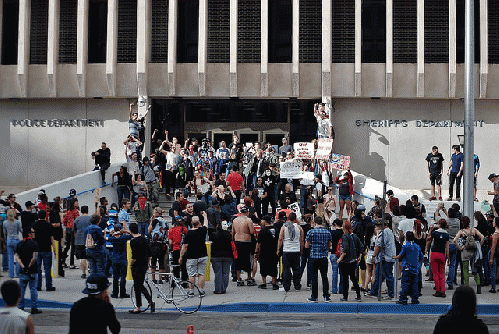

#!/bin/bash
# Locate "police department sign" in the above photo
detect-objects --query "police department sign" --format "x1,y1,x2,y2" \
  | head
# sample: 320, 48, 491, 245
11, 119, 105, 127
355, 119, 484, 128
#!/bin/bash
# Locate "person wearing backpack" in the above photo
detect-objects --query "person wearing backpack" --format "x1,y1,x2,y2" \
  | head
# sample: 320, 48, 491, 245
148, 208, 169, 284
336, 220, 363, 302
84, 214, 106, 275
393, 231, 423, 305
454, 216, 484, 294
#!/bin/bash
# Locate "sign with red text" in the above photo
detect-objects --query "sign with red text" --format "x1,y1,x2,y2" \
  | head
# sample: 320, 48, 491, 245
315, 138, 333, 160
293, 142, 314, 160
330, 154, 351, 170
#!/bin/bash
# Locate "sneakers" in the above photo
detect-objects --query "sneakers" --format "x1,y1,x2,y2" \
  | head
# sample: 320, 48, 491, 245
382, 296, 393, 301
258, 284, 267, 289
31, 308, 42, 315
307, 297, 318, 303
81, 274, 87, 279
456, 198, 461, 202
199, 290, 206, 297
339, 297, 348, 302
447, 285, 454, 290
237, 280, 245, 287
111, 294, 119, 298
447, 197, 453, 201
120, 294, 130, 299
246, 279, 257, 286
396, 300, 407, 305
411, 300, 420, 305
46, 287, 56, 292
429, 196, 436, 201
187, 290, 195, 297
438, 197, 443, 201
489, 288, 497, 293
272, 284, 280, 290
324, 296, 332, 303
433, 292, 446, 298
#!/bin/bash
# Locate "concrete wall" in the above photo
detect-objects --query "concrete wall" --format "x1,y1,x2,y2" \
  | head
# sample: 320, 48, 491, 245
332, 98, 499, 197
0, 99, 130, 192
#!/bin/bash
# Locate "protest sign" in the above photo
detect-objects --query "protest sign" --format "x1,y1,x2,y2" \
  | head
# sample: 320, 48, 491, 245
315, 138, 333, 160
330, 153, 351, 170
280, 161, 303, 179
301, 171, 315, 185
293, 142, 314, 160
288, 202, 302, 221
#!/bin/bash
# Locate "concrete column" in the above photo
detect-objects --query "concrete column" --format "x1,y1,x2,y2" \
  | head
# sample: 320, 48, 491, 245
198, 0, 208, 96
0, 1, 4, 64
230, 0, 237, 96
479, 0, 487, 98
137, 0, 151, 97
417, 0, 424, 97
17, 0, 30, 98
106, 0, 118, 97
354, 0, 361, 96
77, 0, 88, 97
261, 0, 268, 97
386, 0, 393, 97
322, 0, 331, 99
168, 0, 177, 96
449, 0, 456, 98
138, 97, 151, 154
47, 0, 59, 97
292, 0, 299, 97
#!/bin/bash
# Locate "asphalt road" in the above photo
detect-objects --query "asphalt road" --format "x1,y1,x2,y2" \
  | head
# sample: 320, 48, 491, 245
32, 310, 499, 334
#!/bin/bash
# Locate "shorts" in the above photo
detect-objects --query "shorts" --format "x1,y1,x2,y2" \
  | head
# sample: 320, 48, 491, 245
339, 194, 352, 202
186, 256, 208, 277
474, 177, 477, 187
358, 256, 366, 270
75, 245, 87, 260
235, 241, 252, 272
260, 256, 278, 278
430, 173, 442, 186
151, 253, 166, 270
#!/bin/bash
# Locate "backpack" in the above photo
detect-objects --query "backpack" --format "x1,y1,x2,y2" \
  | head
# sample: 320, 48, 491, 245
85, 232, 95, 249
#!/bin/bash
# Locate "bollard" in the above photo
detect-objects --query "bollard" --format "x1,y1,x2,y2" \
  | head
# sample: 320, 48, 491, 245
394, 259, 398, 298
187, 325, 194, 334
127, 240, 133, 280
205, 241, 211, 281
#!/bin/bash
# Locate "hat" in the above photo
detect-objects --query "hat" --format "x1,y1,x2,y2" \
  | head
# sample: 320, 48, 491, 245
25, 201, 35, 208
386, 190, 394, 196
239, 206, 250, 213
82, 273, 110, 295
489, 173, 499, 180
37, 190, 45, 196
278, 211, 287, 219
108, 209, 118, 217
175, 215, 185, 221
357, 204, 366, 211
69, 189, 76, 196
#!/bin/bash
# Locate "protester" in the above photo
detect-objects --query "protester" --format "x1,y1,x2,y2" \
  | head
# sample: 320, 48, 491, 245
393, 231, 423, 305
426, 146, 444, 201
129, 222, 154, 313
168, 216, 189, 282
447, 145, 464, 201
210, 220, 233, 294
337, 220, 363, 302
335, 170, 353, 220
112, 166, 131, 208
426, 219, 450, 297
232, 206, 255, 286
85, 214, 107, 275
92, 142, 111, 186
74, 206, 91, 278
32, 210, 56, 291
133, 194, 153, 238
278, 212, 304, 292
0, 280, 35, 334
255, 215, 279, 290
3, 208, 22, 278
108, 225, 132, 298
62, 198, 79, 269
148, 208, 168, 284
69, 273, 121, 333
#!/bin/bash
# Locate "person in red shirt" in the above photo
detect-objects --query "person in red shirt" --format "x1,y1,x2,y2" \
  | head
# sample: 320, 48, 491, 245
62, 199, 80, 269
167, 216, 188, 282
226, 166, 244, 205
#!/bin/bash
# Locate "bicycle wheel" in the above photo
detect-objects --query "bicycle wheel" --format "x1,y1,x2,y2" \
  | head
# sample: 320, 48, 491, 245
171, 280, 202, 314
130, 281, 153, 312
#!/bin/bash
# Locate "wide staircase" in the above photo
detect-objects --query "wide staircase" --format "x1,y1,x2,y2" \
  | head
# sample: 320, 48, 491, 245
128, 190, 177, 227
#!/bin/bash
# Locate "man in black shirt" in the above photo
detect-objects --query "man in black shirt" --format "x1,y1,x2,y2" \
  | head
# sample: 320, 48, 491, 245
329, 219, 344, 295
92, 142, 111, 186
69, 273, 120, 334
180, 214, 209, 296
20, 201, 38, 234
256, 215, 279, 290
193, 193, 207, 223
15, 228, 41, 314
426, 146, 444, 201
32, 210, 56, 292
129, 223, 154, 314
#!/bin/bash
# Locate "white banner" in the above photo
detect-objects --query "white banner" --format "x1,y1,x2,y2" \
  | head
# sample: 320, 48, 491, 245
293, 142, 314, 160
288, 202, 302, 221
301, 171, 315, 185
279, 161, 303, 179
315, 138, 333, 160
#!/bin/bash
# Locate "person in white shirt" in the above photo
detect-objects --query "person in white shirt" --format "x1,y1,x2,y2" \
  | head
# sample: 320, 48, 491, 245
0, 280, 35, 334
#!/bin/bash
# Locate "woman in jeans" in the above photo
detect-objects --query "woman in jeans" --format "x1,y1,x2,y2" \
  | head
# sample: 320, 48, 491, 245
426, 219, 450, 297
209, 220, 233, 294
335, 170, 353, 220
3, 209, 22, 278
336, 221, 363, 301
113, 166, 131, 208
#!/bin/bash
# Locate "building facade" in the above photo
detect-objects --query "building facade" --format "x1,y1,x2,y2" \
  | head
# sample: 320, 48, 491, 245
1, 0, 499, 197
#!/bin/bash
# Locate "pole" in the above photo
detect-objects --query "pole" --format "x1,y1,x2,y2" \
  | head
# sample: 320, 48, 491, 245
463, 0, 475, 222
378, 181, 387, 301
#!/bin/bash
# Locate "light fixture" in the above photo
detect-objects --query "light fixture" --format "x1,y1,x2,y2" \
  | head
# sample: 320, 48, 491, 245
457, 134, 465, 147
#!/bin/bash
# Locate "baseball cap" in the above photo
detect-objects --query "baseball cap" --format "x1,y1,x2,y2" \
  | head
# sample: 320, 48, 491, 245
69, 189, 77, 196
38, 189, 46, 196
175, 215, 185, 221
25, 201, 35, 208
239, 206, 250, 213
357, 204, 366, 211
82, 273, 110, 295
386, 190, 394, 196
278, 211, 287, 219
488, 173, 499, 180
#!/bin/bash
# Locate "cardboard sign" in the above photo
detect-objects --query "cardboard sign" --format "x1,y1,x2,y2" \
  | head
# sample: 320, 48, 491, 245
315, 138, 333, 160
288, 202, 302, 221
330, 153, 351, 170
301, 171, 315, 185
280, 161, 303, 179
293, 142, 314, 160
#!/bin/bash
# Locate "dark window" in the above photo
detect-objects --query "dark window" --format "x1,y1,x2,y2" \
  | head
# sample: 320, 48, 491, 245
289, 100, 317, 143
117, 0, 137, 63
1, 0, 19, 65
59, 0, 77, 64
150, 0, 168, 63
238, 0, 260, 63
332, 0, 354, 63
299, 0, 321, 63
88, 0, 108, 63
30, 0, 49, 64
268, 0, 292, 63
490, 0, 499, 63
424, 0, 448, 63
456, 0, 480, 63
362, 0, 385, 63
177, 0, 199, 63
208, 0, 230, 63
393, 0, 416, 63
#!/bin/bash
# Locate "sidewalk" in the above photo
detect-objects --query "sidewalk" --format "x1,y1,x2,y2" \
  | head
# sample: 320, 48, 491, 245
2, 264, 499, 315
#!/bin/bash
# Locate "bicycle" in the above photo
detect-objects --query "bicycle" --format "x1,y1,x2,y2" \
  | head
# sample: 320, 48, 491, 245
130, 265, 203, 314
